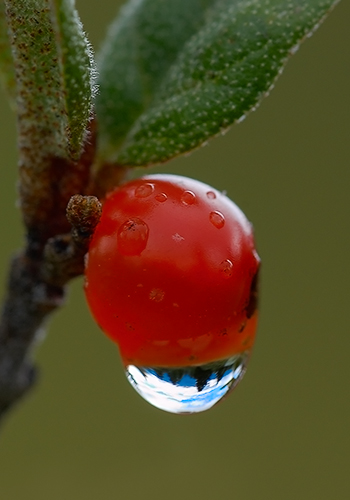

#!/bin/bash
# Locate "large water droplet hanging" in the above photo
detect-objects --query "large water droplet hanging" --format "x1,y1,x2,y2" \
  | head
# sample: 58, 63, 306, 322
125, 352, 249, 414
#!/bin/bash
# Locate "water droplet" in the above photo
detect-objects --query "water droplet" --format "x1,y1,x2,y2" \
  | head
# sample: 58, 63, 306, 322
209, 211, 225, 229
149, 288, 165, 302
125, 352, 249, 414
155, 192, 168, 203
181, 190, 196, 205
206, 191, 216, 199
135, 183, 154, 198
117, 218, 149, 256
219, 259, 233, 278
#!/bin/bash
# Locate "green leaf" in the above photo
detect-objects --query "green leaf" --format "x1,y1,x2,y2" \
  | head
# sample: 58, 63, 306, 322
5, 0, 68, 166
0, 1, 16, 107
4, 0, 95, 231
96, 0, 216, 157
4, 0, 95, 162
51, 0, 96, 158
96, 0, 340, 167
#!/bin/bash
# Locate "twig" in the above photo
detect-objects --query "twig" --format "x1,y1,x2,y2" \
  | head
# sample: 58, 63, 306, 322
0, 195, 101, 420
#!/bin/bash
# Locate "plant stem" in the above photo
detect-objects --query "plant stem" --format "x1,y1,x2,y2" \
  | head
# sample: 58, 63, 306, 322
0, 195, 101, 421
0, 251, 64, 417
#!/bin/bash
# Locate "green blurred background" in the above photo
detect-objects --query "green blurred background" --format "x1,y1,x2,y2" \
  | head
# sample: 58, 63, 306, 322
0, 1, 349, 498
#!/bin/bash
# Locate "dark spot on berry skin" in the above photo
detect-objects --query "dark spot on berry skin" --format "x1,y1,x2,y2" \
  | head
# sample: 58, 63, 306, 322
219, 328, 228, 336
246, 266, 260, 319
149, 288, 165, 302
238, 321, 246, 333
125, 322, 135, 331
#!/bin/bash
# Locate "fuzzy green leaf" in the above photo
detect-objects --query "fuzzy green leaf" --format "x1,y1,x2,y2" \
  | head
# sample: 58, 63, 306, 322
0, 1, 16, 106
4, 0, 95, 161
96, 0, 340, 167
51, 0, 96, 158
4, 0, 96, 231
96, 0, 216, 158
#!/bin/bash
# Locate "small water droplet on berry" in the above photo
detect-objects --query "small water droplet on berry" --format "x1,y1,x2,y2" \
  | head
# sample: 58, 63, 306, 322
155, 192, 168, 203
117, 218, 149, 256
219, 259, 233, 277
181, 190, 196, 205
124, 352, 249, 414
206, 191, 216, 199
135, 183, 154, 198
209, 211, 225, 229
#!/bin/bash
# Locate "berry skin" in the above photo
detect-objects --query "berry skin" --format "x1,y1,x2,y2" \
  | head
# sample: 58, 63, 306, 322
84, 174, 260, 368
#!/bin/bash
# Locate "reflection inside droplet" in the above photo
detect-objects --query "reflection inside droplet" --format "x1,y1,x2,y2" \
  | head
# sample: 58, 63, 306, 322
125, 352, 249, 414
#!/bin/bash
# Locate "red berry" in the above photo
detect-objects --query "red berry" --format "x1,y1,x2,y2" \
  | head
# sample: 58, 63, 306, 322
84, 174, 260, 370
